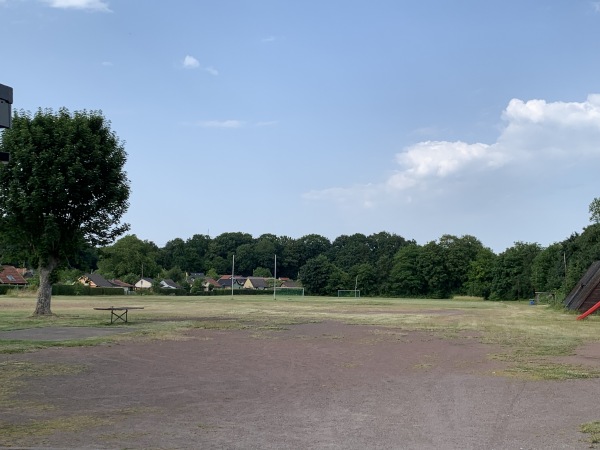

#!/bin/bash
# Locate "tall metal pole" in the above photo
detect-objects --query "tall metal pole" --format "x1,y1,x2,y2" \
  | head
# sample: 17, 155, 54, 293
231, 254, 235, 299
273, 254, 277, 300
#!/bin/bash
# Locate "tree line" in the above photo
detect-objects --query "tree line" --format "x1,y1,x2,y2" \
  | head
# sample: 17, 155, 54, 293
56, 217, 600, 300
2, 109, 600, 309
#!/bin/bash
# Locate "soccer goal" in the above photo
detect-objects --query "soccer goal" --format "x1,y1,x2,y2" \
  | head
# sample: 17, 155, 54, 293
274, 287, 305, 297
338, 289, 361, 298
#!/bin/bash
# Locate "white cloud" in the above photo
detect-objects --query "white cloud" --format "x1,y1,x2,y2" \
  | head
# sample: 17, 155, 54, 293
42, 0, 111, 12
306, 95, 600, 202
183, 55, 200, 69
198, 120, 244, 129
182, 56, 218, 75
303, 94, 600, 249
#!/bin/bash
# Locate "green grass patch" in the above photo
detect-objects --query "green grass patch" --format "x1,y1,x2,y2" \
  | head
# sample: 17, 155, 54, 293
499, 363, 600, 380
0, 414, 111, 446
0, 406, 158, 446
1, 294, 600, 380
580, 421, 600, 444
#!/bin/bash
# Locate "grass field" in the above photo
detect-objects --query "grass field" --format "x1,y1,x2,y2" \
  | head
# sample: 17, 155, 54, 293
2, 294, 600, 447
1, 293, 599, 376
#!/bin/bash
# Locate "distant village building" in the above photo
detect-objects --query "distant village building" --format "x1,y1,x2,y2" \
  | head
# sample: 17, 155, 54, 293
78, 273, 114, 288
217, 276, 246, 289
243, 277, 269, 290
0, 265, 28, 286
135, 278, 154, 290
160, 279, 183, 290
110, 279, 135, 294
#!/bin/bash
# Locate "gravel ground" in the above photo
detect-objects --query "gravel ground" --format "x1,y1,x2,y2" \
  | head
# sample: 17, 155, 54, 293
1, 321, 599, 449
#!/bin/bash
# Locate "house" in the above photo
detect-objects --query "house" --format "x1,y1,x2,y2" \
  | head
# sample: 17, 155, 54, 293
244, 277, 269, 290
217, 276, 246, 289
186, 272, 205, 284
16, 267, 34, 279
78, 273, 114, 288
0, 265, 28, 285
160, 279, 183, 290
202, 277, 221, 291
281, 280, 299, 288
564, 261, 600, 313
135, 277, 154, 290
110, 279, 135, 294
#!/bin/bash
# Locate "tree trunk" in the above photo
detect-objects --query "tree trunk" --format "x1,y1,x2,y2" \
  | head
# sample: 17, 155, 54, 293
34, 258, 58, 316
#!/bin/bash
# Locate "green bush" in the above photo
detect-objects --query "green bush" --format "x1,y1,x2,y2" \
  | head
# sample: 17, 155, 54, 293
52, 284, 125, 296
155, 288, 188, 296
0, 285, 30, 295
0, 285, 12, 295
190, 289, 274, 296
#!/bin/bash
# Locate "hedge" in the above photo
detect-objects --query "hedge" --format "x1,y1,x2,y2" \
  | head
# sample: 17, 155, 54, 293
0, 285, 28, 295
190, 289, 275, 296
52, 284, 125, 296
155, 288, 188, 296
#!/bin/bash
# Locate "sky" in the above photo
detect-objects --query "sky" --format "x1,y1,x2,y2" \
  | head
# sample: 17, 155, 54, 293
2, 0, 600, 253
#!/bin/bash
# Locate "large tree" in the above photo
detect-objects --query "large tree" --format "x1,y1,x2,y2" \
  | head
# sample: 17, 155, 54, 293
0, 108, 130, 315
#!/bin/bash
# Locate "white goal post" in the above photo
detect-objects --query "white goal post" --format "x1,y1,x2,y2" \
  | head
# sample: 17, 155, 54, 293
273, 287, 305, 297
338, 289, 361, 298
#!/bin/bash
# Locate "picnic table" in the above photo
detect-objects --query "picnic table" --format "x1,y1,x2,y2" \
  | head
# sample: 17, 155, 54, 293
93, 306, 144, 324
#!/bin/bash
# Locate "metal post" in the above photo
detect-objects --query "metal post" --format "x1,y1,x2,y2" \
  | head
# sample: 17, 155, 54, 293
231, 254, 235, 299
273, 254, 277, 300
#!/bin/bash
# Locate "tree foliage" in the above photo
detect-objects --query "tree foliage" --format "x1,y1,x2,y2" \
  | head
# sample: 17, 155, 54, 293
97, 234, 159, 282
0, 108, 130, 314
298, 255, 335, 296
589, 197, 600, 224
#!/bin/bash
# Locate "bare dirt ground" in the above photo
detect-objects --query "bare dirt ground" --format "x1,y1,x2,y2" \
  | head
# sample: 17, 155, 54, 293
1, 321, 599, 449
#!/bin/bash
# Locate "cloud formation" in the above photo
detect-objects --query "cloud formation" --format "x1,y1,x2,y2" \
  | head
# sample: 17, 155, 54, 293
197, 120, 244, 129
182, 55, 200, 69
182, 56, 218, 75
305, 95, 600, 206
42, 0, 111, 12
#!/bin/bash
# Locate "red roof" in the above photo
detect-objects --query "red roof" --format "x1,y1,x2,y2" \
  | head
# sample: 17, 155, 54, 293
0, 265, 28, 285
110, 279, 134, 288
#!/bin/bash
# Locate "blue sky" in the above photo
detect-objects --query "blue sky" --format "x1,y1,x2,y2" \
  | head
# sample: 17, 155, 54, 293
2, 0, 600, 253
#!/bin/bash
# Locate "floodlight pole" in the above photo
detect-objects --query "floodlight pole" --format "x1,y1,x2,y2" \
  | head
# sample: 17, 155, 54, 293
231, 254, 235, 299
273, 254, 277, 300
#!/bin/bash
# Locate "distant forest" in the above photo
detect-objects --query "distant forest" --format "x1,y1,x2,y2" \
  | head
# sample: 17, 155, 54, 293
48, 217, 600, 300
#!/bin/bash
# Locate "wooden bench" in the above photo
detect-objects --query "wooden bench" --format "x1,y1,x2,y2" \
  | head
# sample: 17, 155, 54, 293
93, 306, 144, 324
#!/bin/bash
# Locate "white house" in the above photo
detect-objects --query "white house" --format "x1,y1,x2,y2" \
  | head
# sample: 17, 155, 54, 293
135, 277, 154, 289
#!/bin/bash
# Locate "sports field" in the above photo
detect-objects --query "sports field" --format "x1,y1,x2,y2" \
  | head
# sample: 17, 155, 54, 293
1, 294, 599, 449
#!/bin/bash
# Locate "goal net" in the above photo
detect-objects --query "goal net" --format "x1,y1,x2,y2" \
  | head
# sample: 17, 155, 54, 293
338, 290, 361, 298
274, 287, 305, 297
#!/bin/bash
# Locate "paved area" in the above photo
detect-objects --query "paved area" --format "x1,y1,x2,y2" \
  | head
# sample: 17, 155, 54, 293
1, 321, 599, 449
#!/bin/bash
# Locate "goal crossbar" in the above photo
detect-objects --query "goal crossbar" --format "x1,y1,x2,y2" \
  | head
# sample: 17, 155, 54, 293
338, 289, 361, 298
274, 287, 304, 296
